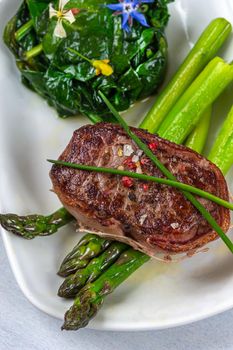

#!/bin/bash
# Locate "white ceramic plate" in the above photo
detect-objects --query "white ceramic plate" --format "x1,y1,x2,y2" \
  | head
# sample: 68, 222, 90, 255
1, 0, 233, 331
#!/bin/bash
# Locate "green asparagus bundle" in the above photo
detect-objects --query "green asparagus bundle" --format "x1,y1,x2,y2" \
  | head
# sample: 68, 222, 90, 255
62, 249, 150, 330
157, 57, 233, 143
58, 241, 128, 297
140, 17, 232, 132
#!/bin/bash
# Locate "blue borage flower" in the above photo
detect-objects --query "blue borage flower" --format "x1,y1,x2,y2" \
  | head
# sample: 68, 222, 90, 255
106, 0, 154, 32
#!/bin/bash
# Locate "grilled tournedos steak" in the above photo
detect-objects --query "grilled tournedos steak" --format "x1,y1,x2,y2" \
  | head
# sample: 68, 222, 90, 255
50, 123, 230, 256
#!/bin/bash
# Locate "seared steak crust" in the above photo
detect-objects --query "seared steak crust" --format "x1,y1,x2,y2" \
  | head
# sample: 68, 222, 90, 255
50, 123, 230, 255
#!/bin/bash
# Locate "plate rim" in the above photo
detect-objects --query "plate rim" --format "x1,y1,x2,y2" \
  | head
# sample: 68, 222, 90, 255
2, 226, 233, 332
1, 0, 233, 332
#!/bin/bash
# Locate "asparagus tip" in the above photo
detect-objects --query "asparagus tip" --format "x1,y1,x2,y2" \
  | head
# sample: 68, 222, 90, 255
62, 304, 90, 331
0, 213, 34, 239
58, 283, 76, 298
61, 289, 103, 331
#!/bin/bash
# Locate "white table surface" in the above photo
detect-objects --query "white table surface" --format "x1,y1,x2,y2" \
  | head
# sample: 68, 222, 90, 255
1, 237, 233, 350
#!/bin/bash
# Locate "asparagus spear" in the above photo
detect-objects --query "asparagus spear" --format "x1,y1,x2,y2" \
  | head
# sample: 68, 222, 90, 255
0, 207, 73, 239
62, 249, 150, 330
62, 234, 103, 264
157, 58, 233, 144
0, 206, 112, 272
140, 18, 232, 132
185, 106, 212, 153
58, 242, 128, 298
58, 235, 112, 277
208, 105, 233, 175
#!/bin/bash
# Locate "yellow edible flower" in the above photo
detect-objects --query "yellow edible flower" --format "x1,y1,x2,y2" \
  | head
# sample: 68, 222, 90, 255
68, 48, 114, 77
92, 59, 114, 76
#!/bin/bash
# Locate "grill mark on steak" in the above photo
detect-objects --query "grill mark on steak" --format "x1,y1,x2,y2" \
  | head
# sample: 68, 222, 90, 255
50, 123, 230, 255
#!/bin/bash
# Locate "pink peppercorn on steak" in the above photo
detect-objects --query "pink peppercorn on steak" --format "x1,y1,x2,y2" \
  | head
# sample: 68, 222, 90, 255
50, 123, 230, 255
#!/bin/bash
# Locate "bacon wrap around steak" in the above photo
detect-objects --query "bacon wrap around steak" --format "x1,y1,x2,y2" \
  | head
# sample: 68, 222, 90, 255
50, 123, 230, 256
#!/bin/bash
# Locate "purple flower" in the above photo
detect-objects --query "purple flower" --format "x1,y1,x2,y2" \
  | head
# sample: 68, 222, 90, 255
106, 0, 154, 32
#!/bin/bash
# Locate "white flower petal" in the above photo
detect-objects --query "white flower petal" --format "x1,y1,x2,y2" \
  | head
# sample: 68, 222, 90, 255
59, 0, 70, 11
54, 19, 67, 38
49, 3, 58, 18
63, 10, 76, 24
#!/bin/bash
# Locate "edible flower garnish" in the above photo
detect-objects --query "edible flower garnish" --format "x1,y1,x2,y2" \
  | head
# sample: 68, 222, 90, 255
68, 48, 113, 76
106, 0, 154, 32
92, 59, 114, 76
49, 0, 77, 38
